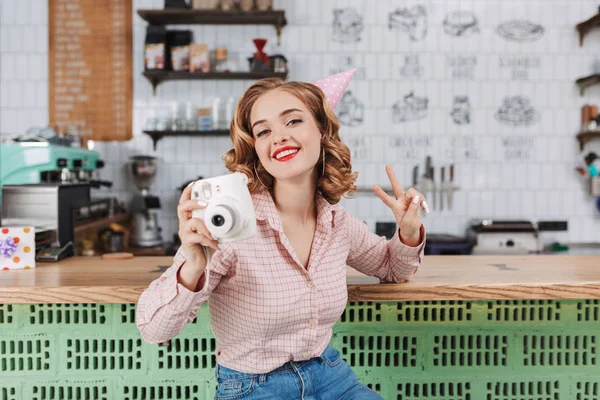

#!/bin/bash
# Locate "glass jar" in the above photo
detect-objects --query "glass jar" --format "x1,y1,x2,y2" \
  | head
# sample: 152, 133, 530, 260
214, 48, 229, 72
240, 0, 253, 11
219, 0, 235, 10
255, 0, 271, 10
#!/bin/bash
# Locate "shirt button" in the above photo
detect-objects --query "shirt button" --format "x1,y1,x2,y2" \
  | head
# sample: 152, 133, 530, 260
306, 281, 314, 288
303, 352, 310, 358
308, 319, 317, 326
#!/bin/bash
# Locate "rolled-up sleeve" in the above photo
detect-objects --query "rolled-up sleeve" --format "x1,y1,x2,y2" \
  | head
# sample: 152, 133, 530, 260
136, 245, 236, 344
345, 212, 426, 283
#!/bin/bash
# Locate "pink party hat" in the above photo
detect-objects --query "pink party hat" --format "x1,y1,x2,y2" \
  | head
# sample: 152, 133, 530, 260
313, 68, 357, 110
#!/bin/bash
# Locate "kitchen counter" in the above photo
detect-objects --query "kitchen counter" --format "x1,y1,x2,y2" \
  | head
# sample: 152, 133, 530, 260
1, 255, 600, 303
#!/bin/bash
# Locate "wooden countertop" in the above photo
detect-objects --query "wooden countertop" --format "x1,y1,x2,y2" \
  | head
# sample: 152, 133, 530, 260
1, 255, 600, 303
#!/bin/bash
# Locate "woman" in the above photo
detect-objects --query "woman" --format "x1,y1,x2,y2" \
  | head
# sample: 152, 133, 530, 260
136, 69, 427, 400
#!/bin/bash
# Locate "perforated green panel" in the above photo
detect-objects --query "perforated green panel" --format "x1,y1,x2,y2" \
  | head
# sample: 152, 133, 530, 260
2, 301, 600, 399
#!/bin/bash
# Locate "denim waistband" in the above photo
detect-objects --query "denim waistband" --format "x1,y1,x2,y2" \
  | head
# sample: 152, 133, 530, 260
217, 344, 336, 379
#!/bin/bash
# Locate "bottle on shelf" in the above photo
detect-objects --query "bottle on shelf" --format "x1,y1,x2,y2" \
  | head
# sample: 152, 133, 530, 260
212, 97, 223, 129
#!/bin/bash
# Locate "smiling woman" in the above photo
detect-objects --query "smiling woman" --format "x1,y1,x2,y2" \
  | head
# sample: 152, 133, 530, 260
224, 77, 358, 203
136, 69, 426, 400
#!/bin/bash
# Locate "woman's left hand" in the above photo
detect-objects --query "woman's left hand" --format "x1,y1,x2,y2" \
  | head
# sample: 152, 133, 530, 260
372, 164, 429, 246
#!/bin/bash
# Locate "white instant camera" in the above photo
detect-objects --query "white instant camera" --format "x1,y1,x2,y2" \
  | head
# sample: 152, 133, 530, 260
191, 172, 257, 243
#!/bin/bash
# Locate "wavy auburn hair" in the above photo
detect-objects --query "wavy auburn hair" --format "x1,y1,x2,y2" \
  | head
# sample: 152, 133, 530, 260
223, 78, 358, 204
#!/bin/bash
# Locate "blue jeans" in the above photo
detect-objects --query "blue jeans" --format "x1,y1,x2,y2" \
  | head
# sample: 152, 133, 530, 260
214, 344, 383, 400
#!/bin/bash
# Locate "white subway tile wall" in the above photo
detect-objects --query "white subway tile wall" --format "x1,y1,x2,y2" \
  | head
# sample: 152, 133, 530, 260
1, 0, 600, 244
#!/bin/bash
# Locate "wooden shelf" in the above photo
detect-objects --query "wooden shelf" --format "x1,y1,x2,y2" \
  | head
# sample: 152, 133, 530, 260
74, 213, 130, 234
577, 130, 600, 151
576, 12, 600, 47
137, 9, 286, 27
143, 70, 288, 93
576, 74, 600, 96
137, 9, 286, 43
143, 129, 230, 150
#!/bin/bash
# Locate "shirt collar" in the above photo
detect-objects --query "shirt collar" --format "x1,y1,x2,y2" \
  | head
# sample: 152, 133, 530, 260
252, 189, 338, 233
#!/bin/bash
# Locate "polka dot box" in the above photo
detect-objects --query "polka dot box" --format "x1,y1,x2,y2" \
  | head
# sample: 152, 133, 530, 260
0, 227, 35, 270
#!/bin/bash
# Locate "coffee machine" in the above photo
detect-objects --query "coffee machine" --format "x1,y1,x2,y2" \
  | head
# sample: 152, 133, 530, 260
0, 142, 106, 186
1, 183, 91, 261
130, 156, 163, 247
0, 141, 119, 260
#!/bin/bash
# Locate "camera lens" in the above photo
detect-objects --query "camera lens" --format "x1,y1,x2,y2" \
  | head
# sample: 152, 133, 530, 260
212, 214, 225, 227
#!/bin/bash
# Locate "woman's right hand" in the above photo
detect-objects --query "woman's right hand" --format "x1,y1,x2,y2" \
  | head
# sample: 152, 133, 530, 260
177, 183, 220, 267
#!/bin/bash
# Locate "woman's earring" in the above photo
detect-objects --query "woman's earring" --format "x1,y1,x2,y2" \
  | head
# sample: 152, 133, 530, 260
254, 160, 268, 189
322, 147, 326, 176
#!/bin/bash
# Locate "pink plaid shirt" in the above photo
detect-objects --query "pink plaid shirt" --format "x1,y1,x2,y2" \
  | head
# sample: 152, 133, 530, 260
136, 189, 425, 374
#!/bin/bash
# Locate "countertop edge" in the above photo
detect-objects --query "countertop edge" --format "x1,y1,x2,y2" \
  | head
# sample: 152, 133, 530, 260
3, 283, 600, 304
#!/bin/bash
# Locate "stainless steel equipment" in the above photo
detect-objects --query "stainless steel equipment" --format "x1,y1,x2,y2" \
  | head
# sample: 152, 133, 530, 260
0, 142, 109, 186
1, 183, 91, 261
130, 156, 163, 247
467, 219, 541, 255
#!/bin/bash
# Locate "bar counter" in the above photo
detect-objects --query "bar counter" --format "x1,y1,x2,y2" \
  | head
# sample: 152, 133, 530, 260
0, 255, 599, 303
2, 255, 600, 399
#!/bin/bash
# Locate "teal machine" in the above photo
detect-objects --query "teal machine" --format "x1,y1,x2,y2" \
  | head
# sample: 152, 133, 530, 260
0, 142, 103, 187
0, 142, 112, 261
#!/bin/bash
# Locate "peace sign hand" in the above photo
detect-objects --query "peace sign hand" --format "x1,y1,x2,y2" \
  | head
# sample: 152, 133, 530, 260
372, 165, 428, 246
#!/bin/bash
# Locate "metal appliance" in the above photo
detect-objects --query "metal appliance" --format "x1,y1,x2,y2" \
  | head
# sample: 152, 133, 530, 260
129, 156, 163, 247
0, 142, 107, 186
1, 183, 91, 261
467, 219, 542, 255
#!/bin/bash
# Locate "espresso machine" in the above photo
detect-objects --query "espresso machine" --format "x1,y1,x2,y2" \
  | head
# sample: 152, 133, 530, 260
1, 183, 91, 261
130, 156, 163, 247
1, 142, 104, 186
0, 141, 118, 260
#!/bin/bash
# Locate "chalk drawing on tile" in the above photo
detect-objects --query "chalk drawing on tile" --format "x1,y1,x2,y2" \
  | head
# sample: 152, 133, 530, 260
390, 136, 431, 160
337, 91, 364, 127
502, 136, 534, 161
399, 54, 425, 79
388, 5, 427, 41
332, 8, 364, 43
446, 55, 477, 80
443, 10, 480, 37
445, 136, 479, 161
499, 55, 541, 80
495, 96, 539, 126
393, 92, 428, 123
450, 96, 471, 125
345, 136, 369, 161
497, 20, 544, 42
330, 55, 366, 79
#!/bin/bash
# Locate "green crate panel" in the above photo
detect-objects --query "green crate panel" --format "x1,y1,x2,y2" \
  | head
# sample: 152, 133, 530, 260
576, 381, 600, 400
486, 380, 560, 400
120, 304, 136, 324
0, 305, 14, 325
398, 301, 472, 324
28, 304, 107, 325
522, 335, 597, 367
396, 382, 471, 400
157, 336, 216, 371
120, 380, 213, 400
577, 300, 600, 322
487, 300, 561, 323
2, 301, 600, 399
24, 380, 109, 400
433, 334, 508, 367
339, 302, 383, 325
338, 334, 418, 375
1, 384, 20, 400
0, 334, 53, 373
64, 336, 143, 372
